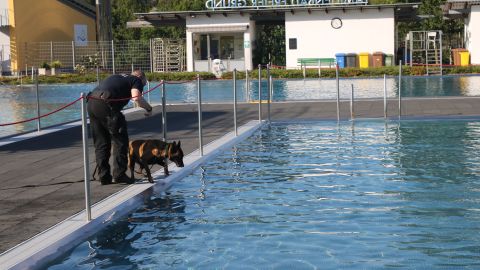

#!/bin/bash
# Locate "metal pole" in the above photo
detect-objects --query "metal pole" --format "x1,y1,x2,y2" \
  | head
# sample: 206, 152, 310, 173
245, 69, 249, 103
266, 64, 270, 101
302, 64, 306, 79
72, 41, 76, 70
398, 60, 402, 119
96, 66, 99, 85
439, 31, 443, 76
131, 62, 134, 73
336, 64, 340, 122
149, 38, 153, 73
350, 84, 354, 120
35, 71, 41, 132
31, 66, 33, 81
81, 93, 92, 222
161, 80, 167, 141
111, 40, 115, 74
146, 81, 151, 104
258, 64, 262, 122
266, 64, 271, 123
384, 74, 387, 119
50, 41, 53, 64
268, 75, 272, 123
233, 69, 238, 136
197, 74, 203, 156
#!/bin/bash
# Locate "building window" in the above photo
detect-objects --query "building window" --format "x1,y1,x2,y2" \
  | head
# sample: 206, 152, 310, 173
289, 38, 297, 50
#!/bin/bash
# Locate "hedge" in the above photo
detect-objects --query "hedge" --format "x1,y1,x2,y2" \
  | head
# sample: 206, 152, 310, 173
1, 66, 479, 85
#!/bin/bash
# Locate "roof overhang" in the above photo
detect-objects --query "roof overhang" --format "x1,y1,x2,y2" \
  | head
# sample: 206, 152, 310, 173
442, 0, 480, 19
127, 3, 420, 28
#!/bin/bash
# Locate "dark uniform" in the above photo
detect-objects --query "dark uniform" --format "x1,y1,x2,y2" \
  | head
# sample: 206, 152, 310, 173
87, 74, 144, 184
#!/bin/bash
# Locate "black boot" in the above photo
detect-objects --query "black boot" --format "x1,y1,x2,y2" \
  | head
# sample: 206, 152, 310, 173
100, 174, 113, 185
114, 174, 135, 184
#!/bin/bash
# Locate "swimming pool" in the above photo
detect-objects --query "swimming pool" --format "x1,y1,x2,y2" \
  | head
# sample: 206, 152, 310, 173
45, 120, 480, 269
1, 75, 480, 138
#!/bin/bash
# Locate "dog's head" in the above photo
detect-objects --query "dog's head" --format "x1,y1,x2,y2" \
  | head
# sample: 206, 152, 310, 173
168, 141, 184, 168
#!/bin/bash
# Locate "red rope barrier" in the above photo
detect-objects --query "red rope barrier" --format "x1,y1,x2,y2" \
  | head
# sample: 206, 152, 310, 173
0, 81, 166, 127
0, 97, 83, 127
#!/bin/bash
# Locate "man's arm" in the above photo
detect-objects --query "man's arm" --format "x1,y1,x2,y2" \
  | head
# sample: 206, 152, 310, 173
131, 88, 153, 113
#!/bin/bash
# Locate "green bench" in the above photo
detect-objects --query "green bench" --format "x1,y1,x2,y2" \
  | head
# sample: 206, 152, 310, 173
297, 58, 336, 68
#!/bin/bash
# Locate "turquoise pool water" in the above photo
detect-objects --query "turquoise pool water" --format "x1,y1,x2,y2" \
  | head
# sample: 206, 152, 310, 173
0, 76, 480, 137
1, 75, 480, 137
46, 120, 480, 269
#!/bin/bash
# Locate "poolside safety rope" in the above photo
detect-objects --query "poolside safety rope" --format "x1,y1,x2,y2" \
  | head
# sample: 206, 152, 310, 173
0, 97, 83, 127
0, 80, 172, 127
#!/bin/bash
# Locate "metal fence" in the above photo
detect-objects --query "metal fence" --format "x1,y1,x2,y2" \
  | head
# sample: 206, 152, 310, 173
23, 39, 186, 74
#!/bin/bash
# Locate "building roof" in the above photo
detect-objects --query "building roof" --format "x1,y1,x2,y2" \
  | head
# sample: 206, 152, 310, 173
128, 3, 420, 28
442, 0, 480, 19
57, 0, 96, 19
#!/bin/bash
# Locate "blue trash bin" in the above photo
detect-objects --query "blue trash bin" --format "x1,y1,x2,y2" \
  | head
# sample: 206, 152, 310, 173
335, 53, 346, 68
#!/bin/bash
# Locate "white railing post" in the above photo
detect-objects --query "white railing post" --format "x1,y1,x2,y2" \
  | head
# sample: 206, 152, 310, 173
268, 75, 272, 123
398, 60, 402, 119
111, 40, 116, 74
233, 69, 238, 136
384, 74, 387, 119
161, 80, 167, 141
81, 93, 92, 222
35, 70, 41, 132
197, 74, 203, 156
72, 41, 76, 70
350, 84, 354, 120
266, 64, 271, 123
146, 81, 151, 104
245, 69, 249, 103
336, 64, 340, 122
258, 64, 262, 122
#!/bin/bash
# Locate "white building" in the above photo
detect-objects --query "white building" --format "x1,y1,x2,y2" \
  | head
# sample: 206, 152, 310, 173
129, 1, 420, 71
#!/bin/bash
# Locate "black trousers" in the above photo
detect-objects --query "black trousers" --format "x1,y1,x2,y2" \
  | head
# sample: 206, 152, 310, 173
87, 99, 129, 182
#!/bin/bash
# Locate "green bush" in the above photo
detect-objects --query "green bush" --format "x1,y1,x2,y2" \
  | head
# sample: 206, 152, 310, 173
2, 65, 479, 86
146, 72, 216, 81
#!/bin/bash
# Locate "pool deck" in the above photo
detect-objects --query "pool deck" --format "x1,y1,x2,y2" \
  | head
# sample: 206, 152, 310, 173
2, 96, 480, 254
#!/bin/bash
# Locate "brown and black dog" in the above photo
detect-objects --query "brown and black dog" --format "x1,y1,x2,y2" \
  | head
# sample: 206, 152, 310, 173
128, 139, 184, 183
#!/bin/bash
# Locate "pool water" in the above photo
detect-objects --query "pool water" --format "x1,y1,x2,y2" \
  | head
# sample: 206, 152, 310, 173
1, 75, 480, 138
46, 120, 480, 269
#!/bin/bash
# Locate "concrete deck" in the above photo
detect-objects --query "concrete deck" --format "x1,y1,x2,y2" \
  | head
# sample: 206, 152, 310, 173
2, 97, 480, 254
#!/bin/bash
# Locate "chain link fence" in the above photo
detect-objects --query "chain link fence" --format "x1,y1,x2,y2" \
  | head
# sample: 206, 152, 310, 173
21, 39, 186, 74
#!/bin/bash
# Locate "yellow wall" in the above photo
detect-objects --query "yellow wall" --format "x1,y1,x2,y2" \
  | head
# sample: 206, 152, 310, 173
9, 0, 96, 72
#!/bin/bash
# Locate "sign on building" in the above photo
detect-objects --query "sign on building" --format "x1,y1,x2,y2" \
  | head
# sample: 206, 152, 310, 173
74, 24, 88, 46
205, 0, 368, 10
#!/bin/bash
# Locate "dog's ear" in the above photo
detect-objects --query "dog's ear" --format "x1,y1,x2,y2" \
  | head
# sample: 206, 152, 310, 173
177, 140, 181, 148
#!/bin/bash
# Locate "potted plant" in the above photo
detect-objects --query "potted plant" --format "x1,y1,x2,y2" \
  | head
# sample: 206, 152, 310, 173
38, 62, 51, 76
50, 60, 62, 75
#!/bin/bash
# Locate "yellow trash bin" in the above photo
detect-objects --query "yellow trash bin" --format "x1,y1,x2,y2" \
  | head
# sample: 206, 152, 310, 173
460, 51, 470, 66
359, 52, 370, 68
